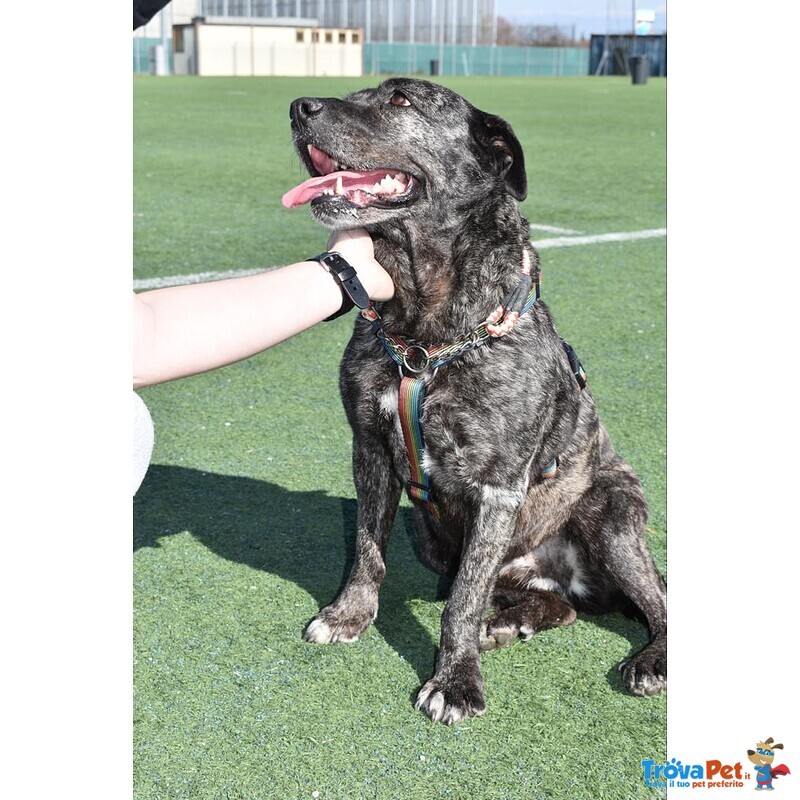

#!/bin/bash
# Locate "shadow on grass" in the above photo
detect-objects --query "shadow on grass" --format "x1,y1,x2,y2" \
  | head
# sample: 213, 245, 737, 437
582, 612, 654, 694
134, 464, 658, 695
134, 464, 441, 682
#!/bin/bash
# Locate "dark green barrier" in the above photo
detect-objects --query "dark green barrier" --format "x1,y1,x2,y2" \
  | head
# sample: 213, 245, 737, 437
364, 43, 590, 77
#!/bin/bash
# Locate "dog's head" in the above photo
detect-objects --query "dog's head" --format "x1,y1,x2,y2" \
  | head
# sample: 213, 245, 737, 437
747, 738, 783, 766
282, 78, 527, 230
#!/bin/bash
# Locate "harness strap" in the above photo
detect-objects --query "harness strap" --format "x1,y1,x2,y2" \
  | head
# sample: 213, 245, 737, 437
540, 457, 559, 480
561, 340, 587, 390
398, 376, 440, 521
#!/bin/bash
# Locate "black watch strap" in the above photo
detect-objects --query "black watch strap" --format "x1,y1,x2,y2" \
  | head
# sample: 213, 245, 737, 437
310, 251, 371, 321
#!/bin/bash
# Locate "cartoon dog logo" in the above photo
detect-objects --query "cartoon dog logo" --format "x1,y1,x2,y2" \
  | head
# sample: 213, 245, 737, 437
747, 738, 791, 791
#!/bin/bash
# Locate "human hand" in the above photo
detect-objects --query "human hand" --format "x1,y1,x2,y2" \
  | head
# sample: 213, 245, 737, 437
327, 228, 395, 302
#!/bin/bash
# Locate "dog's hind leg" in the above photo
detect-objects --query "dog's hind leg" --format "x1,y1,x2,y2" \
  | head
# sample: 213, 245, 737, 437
304, 435, 402, 644
479, 581, 577, 651
569, 462, 667, 697
478, 533, 589, 650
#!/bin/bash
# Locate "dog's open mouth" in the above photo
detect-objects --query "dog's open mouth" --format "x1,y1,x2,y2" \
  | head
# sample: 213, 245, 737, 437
282, 144, 423, 210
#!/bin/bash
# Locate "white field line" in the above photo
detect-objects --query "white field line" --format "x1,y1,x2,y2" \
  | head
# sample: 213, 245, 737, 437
132, 227, 666, 291
134, 267, 267, 290
530, 227, 666, 250
529, 223, 581, 234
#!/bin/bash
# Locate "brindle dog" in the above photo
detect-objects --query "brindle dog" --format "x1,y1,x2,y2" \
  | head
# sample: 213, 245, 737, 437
282, 78, 666, 725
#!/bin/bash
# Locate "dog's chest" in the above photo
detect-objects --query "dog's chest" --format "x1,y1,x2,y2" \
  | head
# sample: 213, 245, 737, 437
375, 372, 522, 494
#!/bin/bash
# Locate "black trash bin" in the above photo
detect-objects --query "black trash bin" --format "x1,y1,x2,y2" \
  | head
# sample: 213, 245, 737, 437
430, 59, 439, 76
631, 55, 649, 85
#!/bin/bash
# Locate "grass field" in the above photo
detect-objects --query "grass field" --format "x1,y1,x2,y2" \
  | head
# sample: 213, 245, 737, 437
134, 74, 666, 800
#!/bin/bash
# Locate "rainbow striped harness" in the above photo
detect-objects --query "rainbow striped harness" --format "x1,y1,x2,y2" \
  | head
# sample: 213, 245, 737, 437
361, 253, 586, 521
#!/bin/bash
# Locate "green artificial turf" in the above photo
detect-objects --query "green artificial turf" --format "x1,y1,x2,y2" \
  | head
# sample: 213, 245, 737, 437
134, 75, 666, 800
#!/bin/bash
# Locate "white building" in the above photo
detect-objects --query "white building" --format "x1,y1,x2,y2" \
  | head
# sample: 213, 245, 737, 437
172, 16, 363, 76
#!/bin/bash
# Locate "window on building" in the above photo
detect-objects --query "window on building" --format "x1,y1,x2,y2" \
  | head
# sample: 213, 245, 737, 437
338, 31, 346, 44
311, 30, 319, 43
173, 27, 184, 53
351, 32, 360, 44
325, 31, 333, 43
296, 30, 305, 43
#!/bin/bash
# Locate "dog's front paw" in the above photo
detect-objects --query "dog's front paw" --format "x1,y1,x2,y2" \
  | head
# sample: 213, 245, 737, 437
303, 599, 377, 644
619, 638, 667, 697
415, 662, 486, 725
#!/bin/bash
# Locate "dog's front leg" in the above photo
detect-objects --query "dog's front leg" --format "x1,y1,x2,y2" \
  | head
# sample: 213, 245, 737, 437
304, 434, 402, 644
415, 487, 520, 724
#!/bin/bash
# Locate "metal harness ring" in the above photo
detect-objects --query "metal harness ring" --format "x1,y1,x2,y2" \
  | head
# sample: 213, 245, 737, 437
401, 344, 431, 374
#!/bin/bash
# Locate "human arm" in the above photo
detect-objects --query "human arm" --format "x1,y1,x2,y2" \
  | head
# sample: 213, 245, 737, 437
133, 229, 392, 389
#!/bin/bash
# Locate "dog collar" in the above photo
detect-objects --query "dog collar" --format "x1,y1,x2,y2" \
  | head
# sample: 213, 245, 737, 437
310, 251, 371, 321
363, 250, 540, 375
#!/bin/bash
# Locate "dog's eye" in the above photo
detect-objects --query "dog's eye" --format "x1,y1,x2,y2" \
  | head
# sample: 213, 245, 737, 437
389, 90, 411, 107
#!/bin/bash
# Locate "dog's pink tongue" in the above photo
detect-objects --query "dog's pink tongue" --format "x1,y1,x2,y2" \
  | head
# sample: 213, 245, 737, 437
281, 170, 391, 208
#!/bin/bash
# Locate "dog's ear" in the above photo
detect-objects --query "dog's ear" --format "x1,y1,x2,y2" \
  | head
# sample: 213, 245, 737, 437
473, 111, 527, 201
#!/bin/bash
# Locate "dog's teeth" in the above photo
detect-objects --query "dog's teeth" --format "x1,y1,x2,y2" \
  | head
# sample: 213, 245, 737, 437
376, 174, 403, 194
335, 176, 344, 195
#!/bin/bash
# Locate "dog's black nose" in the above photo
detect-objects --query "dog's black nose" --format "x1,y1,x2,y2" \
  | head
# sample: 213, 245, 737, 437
290, 97, 324, 122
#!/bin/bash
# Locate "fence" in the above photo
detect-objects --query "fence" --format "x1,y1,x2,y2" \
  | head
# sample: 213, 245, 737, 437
365, 43, 589, 77
133, 37, 174, 73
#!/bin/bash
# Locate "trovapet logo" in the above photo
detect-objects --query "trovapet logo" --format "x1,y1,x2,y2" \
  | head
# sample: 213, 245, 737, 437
641, 758, 745, 790
642, 737, 791, 792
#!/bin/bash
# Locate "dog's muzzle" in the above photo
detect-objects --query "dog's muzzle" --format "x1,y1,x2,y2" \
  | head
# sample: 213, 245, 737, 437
282, 98, 423, 212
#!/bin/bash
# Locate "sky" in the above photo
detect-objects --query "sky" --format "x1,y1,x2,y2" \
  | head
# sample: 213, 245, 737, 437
496, 0, 667, 38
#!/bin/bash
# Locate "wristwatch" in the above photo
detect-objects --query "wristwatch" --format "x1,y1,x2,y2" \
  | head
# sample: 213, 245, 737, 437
309, 251, 371, 321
